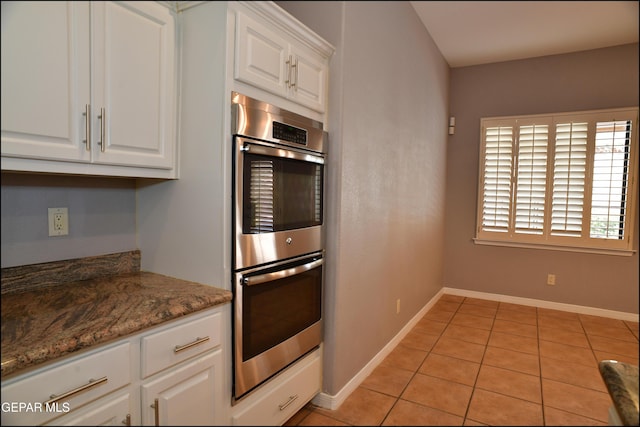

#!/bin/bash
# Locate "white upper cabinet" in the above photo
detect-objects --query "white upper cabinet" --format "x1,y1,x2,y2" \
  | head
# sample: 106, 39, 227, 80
1, 2, 91, 163
1, 1, 177, 178
235, 12, 289, 99
91, 1, 176, 170
232, 2, 333, 114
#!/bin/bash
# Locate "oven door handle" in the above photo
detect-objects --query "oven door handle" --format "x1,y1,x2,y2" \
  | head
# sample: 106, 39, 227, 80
242, 141, 325, 165
242, 258, 324, 286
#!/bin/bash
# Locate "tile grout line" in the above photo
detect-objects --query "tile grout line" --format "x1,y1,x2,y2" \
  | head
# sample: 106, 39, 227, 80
535, 306, 548, 426
459, 300, 496, 425
379, 299, 463, 426
290, 298, 638, 425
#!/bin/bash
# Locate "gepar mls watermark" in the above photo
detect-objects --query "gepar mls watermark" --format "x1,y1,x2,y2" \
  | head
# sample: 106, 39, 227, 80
2, 401, 71, 414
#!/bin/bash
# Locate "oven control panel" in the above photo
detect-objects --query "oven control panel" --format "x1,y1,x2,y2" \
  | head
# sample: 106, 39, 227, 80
273, 121, 307, 146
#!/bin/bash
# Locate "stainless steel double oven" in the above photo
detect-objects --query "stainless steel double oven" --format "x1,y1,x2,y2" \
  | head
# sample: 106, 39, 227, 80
231, 92, 326, 400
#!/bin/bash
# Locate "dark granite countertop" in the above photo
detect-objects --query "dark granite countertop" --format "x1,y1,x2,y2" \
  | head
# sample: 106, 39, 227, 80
599, 359, 639, 426
1, 251, 232, 379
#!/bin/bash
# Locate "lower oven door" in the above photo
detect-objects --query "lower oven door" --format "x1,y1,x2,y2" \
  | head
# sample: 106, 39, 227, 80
233, 252, 323, 400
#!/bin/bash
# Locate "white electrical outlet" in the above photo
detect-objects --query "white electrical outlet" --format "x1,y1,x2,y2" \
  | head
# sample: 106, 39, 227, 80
396, 299, 401, 314
48, 207, 69, 236
547, 274, 556, 286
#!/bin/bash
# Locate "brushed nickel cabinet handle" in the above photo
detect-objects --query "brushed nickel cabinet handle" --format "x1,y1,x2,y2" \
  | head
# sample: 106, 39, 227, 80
98, 107, 106, 152
174, 336, 210, 353
285, 55, 292, 88
83, 104, 91, 151
291, 58, 298, 89
278, 394, 299, 411
151, 398, 159, 426
44, 376, 108, 406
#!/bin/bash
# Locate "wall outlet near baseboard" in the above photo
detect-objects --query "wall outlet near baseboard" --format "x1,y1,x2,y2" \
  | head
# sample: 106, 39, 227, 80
547, 274, 556, 286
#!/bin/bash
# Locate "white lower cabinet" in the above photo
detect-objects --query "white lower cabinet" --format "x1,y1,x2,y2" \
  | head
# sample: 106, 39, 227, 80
231, 348, 322, 426
137, 308, 228, 426
141, 350, 223, 426
43, 390, 135, 426
0, 342, 132, 426
1, 306, 228, 426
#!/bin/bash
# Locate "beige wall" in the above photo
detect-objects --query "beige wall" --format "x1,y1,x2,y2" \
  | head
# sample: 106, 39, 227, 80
277, 1, 450, 396
445, 43, 639, 314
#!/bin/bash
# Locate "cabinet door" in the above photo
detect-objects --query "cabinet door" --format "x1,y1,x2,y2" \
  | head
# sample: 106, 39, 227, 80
141, 350, 224, 426
1, 1, 90, 162
91, 1, 175, 169
43, 391, 134, 426
290, 45, 327, 113
233, 9, 329, 114
234, 11, 289, 99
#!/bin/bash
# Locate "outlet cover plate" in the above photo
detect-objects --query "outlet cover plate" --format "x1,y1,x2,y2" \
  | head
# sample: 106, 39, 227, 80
48, 207, 69, 236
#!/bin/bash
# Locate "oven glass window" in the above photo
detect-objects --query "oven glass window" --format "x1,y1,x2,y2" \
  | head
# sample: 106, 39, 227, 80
242, 264, 322, 361
243, 153, 323, 233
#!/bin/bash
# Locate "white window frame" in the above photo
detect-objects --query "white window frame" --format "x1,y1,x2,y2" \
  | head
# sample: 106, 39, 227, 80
475, 107, 638, 256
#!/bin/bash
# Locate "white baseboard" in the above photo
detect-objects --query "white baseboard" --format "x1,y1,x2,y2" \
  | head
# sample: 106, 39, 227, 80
311, 288, 446, 410
313, 287, 639, 410
442, 287, 639, 322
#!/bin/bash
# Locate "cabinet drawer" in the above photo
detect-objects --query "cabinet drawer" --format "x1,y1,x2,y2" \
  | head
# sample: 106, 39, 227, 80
141, 311, 221, 378
232, 349, 321, 426
43, 389, 134, 426
1, 342, 131, 426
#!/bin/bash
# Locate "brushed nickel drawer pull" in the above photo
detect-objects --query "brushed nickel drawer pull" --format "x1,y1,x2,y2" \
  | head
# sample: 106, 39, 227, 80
98, 107, 106, 152
83, 104, 91, 151
174, 336, 210, 353
44, 376, 108, 405
278, 394, 299, 411
151, 398, 159, 426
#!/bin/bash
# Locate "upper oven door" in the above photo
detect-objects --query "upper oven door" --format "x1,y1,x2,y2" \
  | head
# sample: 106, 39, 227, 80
233, 136, 325, 270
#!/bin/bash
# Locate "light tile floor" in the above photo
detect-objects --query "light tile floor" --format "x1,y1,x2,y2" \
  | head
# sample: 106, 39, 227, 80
284, 294, 639, 426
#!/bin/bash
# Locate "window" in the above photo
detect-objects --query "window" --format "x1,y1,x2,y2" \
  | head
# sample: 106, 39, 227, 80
476, 108, 638, 255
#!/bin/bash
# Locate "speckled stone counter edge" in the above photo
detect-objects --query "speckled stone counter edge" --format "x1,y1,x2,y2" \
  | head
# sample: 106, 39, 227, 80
1, 250, 233, 379
1, 250, 141, 295
599, 359, 639, 426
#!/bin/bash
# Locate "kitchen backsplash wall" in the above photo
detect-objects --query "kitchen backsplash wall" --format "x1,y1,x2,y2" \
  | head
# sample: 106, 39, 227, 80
1, 172, 137, 268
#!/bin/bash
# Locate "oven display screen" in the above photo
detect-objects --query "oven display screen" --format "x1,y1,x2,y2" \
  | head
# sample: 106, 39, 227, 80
273, 121, 307, 145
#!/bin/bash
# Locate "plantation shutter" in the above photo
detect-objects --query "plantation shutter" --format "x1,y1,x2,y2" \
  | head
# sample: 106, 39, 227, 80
514, 124, 549, 234
481, 126, 513, 232
551, 122, 588, 236
590, 120, 632, 239
476, 108, 637, 254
